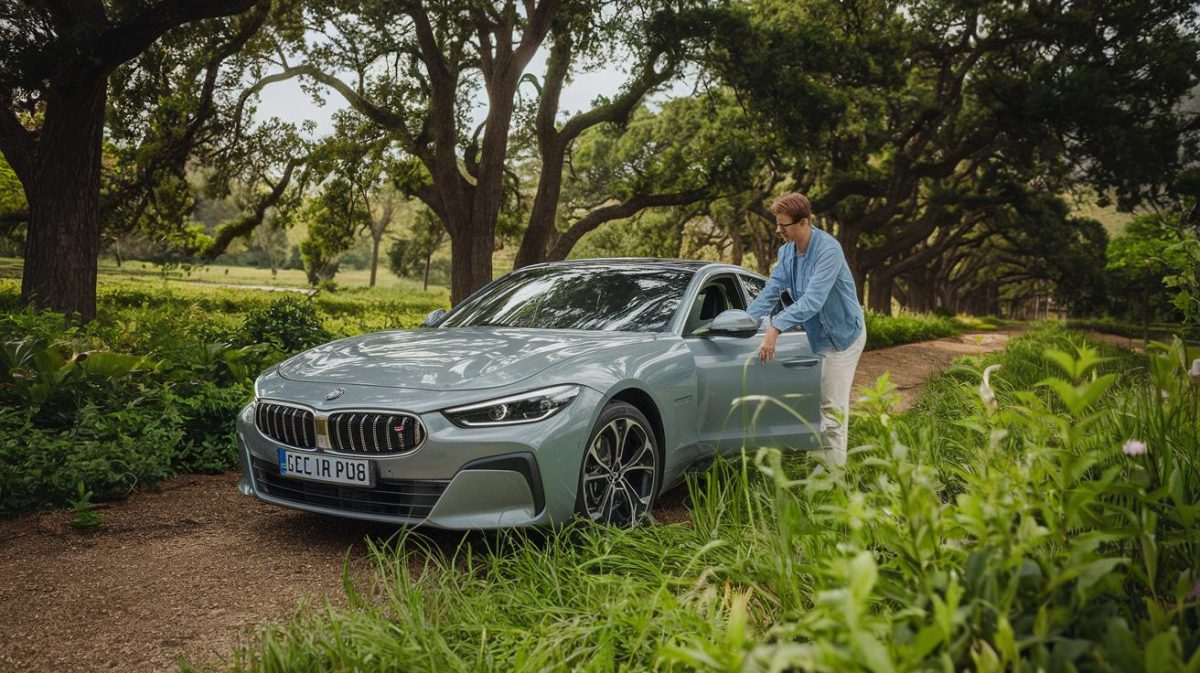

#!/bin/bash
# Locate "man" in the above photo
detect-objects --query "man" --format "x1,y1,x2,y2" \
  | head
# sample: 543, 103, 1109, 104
746, 193, 866, 466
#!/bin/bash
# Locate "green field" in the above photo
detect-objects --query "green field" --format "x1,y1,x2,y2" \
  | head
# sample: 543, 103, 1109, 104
0, 256, 454, 297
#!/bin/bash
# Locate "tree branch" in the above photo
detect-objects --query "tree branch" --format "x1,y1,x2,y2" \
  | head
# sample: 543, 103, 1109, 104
203, 157, 306, 259
0, 99, 35, 184
559, 52, 675, 144
536, 31, 572, 148
548, 189, 711, 260
96, 0, 263, 73
234, 64, 425, 161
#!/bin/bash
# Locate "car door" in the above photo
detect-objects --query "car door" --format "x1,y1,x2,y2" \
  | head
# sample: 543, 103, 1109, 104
682, 272, 822, 456
738, 273, 823, 450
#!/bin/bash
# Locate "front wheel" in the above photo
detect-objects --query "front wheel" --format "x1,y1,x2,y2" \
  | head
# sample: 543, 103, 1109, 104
576, 401, 660, 527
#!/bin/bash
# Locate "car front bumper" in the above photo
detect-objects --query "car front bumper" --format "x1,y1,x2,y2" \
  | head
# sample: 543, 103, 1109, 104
236, 387, 601, 529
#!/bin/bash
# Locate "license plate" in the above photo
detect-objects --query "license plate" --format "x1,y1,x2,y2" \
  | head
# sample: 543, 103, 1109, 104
277, 448, 373, 486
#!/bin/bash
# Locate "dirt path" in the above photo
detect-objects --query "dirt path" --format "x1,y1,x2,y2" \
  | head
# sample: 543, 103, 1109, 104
0, 331, 1021, 673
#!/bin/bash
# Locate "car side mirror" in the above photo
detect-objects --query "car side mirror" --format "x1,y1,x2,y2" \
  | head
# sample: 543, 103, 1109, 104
422, 309, 447, 327
707, 309, 760, 338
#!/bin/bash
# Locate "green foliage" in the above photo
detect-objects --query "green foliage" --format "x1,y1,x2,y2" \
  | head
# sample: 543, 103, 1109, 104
1106, 213, 1196, 333
0, 154, 26, 256
1163, 227, 1200, 331
864, 310, 965, 349
67, 483, 103, 531
572, 207, 689, 260
0, 268, 447, 514
203, 325, 1199, 673
239, 295, 332, 352
300, 178, 369, 286
696, 0, 1200, 316
387, 207, 447, 289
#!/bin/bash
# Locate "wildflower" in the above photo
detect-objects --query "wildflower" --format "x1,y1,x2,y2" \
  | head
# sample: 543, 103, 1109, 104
1189, 358, 1200, 383
1122, 439, 1147, 456
979, 364, 1001, 414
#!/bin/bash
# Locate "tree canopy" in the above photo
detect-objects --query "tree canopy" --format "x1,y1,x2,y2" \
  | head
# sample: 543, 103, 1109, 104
1, 0, 1198, 320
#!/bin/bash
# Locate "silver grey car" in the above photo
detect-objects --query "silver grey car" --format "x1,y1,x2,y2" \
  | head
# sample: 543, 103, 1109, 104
237, 259, 823, 529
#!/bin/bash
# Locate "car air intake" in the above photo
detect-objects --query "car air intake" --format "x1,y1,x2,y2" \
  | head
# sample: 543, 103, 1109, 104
327, 412, 425, 454
255, 402, 317, 449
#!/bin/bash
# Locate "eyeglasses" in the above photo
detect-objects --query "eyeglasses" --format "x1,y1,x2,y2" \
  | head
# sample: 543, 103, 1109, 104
775, 220, 801, 228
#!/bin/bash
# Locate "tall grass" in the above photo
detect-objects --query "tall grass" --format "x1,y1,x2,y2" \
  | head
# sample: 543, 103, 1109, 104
199, 325, 1199, 672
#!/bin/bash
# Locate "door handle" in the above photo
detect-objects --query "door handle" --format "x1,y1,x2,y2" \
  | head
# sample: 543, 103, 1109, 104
782, 358, 819, 369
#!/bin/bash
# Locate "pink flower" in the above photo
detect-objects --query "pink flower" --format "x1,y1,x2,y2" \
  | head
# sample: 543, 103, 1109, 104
1190, 581, 1200, 600
1123, 439, 1147, 456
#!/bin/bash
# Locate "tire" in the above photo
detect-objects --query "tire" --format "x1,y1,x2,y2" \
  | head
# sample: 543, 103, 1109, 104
575, 401, 660, 527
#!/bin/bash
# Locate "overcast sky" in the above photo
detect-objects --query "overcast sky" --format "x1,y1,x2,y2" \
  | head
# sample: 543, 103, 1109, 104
254, 50, 697, 137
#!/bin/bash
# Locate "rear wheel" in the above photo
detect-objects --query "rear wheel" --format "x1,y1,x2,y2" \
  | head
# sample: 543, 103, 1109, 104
576, 401, 659, 527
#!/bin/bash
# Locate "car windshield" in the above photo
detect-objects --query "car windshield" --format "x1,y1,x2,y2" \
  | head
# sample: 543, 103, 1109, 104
439, 266, 694, 332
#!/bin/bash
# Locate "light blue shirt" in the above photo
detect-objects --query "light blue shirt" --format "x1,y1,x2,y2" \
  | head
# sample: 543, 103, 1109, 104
746, 227, 865, 353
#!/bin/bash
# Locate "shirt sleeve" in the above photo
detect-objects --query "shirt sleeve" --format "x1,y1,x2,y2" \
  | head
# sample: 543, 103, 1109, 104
745, 246, 788, 322
768, 242, 843, 332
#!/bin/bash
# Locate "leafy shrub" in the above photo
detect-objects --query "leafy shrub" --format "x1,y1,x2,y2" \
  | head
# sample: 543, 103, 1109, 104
239, 295, 332, 351
865, 310, 965, 349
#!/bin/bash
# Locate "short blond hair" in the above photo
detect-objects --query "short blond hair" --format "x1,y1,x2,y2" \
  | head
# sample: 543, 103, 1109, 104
769, 193, 813, 222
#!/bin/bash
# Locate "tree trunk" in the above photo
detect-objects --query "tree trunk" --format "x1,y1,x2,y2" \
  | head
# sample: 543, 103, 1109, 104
868, 273, 893, 315
449, 232, 492, 304
729, 224, 744, 267
369, 233, 381, 288
836, 221, 867, 303
20, 79, 107, 322
422, 251, 432, 292
515, 136, 566, 268
908, 275, 935, 314
743, 213, 772, 274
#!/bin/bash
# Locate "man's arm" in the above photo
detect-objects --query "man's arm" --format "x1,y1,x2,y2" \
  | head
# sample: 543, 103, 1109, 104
768, 244, 842, 332
746, 248, 788, 321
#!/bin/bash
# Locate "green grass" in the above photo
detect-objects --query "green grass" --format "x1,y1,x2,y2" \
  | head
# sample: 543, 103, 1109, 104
1067, 316, 1200, 344
191, 324, 1199, 673
865, 310, 962, 348
0, 255, 451, 292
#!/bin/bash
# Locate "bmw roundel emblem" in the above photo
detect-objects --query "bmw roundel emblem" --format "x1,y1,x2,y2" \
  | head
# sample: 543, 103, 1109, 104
325, 388, 345, 401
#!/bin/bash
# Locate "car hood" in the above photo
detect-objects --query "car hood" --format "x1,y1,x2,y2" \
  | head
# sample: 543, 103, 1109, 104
276, 327, 659, 391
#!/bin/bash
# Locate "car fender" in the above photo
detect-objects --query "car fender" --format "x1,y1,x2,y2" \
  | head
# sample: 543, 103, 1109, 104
541, 336, 700, 486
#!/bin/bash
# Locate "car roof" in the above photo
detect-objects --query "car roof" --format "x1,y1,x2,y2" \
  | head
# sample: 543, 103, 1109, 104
522, 258, 757, 275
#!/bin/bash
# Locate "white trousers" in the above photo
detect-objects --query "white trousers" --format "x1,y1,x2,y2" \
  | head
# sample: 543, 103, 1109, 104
819, 327, 866, 466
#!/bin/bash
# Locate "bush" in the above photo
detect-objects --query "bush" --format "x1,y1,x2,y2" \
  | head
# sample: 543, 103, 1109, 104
239, 295, 332, 351
0, 270, 447, 515
865, 310, 965, 349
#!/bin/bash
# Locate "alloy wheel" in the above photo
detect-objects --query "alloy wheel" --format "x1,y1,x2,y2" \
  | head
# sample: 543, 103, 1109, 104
580, 415, 657, 526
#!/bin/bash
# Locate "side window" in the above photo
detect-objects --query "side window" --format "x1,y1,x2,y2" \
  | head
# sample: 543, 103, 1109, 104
683, 274, 746, 335
740, 274, 766, 302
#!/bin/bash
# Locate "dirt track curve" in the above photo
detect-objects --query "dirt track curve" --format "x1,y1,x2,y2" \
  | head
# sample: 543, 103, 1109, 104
0, 331, 1027, 673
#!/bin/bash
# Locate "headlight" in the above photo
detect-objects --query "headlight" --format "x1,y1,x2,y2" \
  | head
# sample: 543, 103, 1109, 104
442, 385, 580, 428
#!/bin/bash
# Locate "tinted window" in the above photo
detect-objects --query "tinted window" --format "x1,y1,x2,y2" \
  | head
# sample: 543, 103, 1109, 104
440, 266, 694, 332
741, 274, 766, 301
683, 275, 748, 335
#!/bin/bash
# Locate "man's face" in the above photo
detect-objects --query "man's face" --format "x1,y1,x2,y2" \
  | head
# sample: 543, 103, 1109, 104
774, 214, 807, 244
